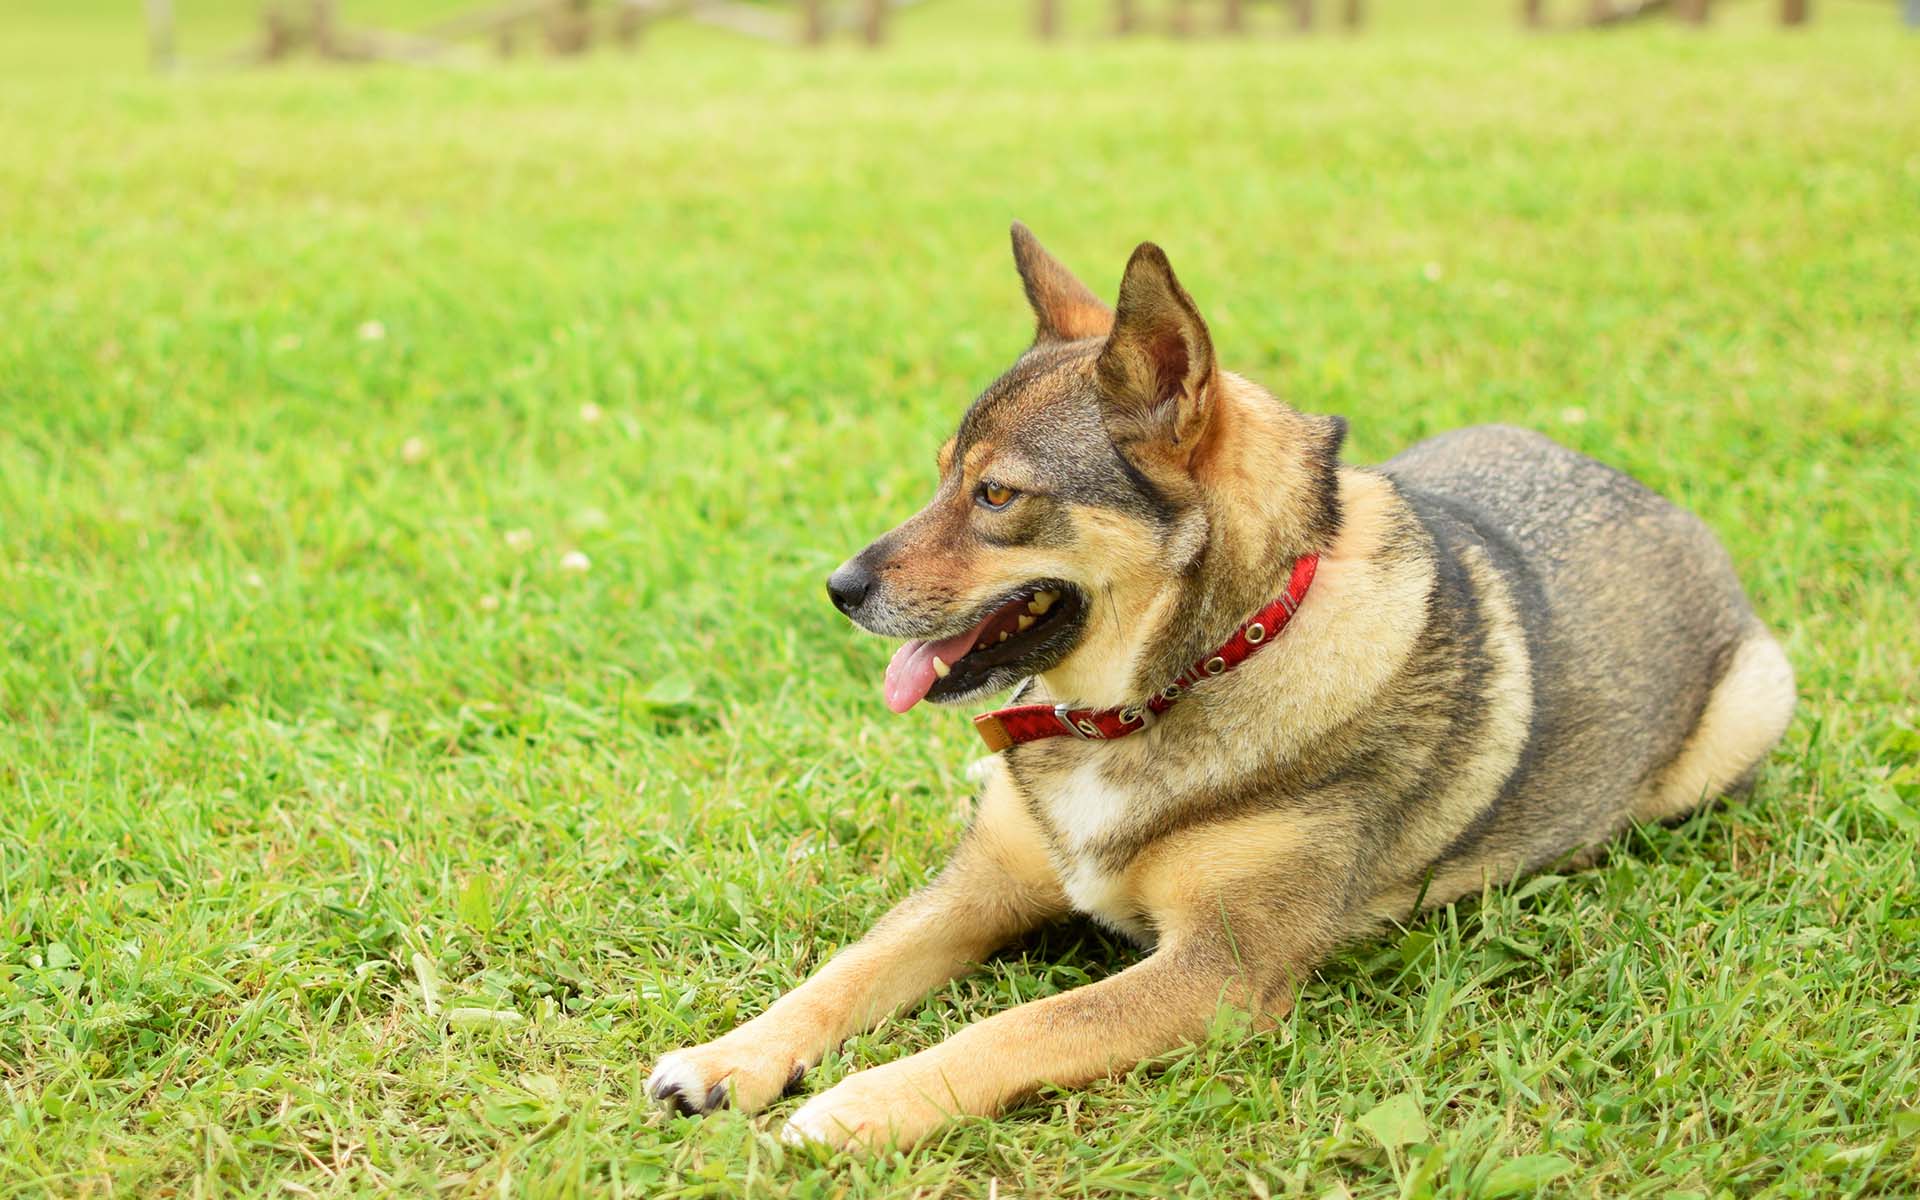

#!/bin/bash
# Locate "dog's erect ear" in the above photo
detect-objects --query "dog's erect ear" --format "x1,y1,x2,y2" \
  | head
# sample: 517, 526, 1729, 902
1094, 242, 1216, 455
1010, 222, 1113, 343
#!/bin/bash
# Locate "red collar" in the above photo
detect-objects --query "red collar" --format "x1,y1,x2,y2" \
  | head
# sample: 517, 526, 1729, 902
971, 553, 1319, 753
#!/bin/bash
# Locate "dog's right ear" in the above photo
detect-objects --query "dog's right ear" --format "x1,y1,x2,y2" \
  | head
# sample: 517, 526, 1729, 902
1010, 222, 1113, 343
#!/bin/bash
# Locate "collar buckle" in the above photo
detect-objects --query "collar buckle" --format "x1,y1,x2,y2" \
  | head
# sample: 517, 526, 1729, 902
1054, 702, 1093, 739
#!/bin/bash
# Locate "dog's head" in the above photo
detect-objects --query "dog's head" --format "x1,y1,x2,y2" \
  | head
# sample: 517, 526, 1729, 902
829, 224, 1343, 713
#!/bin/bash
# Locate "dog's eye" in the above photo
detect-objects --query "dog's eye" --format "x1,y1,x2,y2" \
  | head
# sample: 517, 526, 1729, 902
977, 482, 1018, 510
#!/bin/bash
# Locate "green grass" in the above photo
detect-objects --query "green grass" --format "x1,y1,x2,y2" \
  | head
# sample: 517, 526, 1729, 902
3, 1, 1918, 1195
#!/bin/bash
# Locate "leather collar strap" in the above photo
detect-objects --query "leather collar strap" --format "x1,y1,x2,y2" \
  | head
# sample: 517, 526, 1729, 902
971, 553, 1319, 753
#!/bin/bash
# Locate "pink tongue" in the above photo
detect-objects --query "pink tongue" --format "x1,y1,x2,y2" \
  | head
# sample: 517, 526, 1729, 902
882, 622, 988, 714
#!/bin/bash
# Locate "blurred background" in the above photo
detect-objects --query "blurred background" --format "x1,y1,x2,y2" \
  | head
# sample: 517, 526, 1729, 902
3, 1, 1917, 1195
11, 0, 1919, 69
6, 0, 1910, 743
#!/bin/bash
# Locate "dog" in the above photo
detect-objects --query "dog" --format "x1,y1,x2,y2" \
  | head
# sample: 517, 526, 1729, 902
647, 224, 1796, 1151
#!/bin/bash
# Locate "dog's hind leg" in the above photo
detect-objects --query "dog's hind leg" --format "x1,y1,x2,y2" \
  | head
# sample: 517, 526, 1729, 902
1632, 632, 1795, 826
647, 766, 1067, 1117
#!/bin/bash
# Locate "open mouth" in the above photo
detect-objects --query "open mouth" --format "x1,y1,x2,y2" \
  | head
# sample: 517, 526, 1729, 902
881, 582, 1085, 713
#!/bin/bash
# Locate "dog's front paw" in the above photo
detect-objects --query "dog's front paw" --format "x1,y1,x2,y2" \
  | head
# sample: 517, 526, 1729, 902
779, 1062, 953, 1153
647, 1035, 808, 1117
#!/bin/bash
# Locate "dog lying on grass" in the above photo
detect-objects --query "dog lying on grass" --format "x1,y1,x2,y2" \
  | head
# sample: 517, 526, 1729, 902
649, 224, 1795, 1151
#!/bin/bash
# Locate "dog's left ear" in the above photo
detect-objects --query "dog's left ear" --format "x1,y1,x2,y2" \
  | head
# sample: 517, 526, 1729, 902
1095, 243, 1216, 460
1010, 222, 1113, 343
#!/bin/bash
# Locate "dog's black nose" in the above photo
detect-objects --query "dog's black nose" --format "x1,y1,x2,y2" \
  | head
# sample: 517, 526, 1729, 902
826, 563, 872, 616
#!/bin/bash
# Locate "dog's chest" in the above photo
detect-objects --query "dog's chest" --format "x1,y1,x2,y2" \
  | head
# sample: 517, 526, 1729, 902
1026, 758, 1158, 942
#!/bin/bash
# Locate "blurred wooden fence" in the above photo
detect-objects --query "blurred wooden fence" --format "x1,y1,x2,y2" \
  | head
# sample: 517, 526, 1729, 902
150, 0, 911, 66
142, 0, 1898, 70
1525, 0, 1825, 26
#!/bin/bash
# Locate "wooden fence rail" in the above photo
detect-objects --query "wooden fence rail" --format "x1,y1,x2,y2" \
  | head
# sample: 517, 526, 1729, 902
1040, 0, 1365, 38
1528, 0, 1827, 26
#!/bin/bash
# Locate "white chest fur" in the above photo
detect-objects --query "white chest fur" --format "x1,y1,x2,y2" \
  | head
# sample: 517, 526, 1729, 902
1039, 759, 1155, 942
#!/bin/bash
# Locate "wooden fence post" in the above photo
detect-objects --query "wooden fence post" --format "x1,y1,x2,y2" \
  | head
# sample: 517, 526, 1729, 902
1170, 0, 1194, 35
801, 0, 826, 43
1114, 0, 1137, 32
1036, 0, 1060, 38
1223, 0, 1245, 33
145, 0, 176, 70
311, 0, 339, 54
544, 0, 585, 52
1342, 0, 1362, 28
1781, 0, 1807, 24
615, 1, 644, 48
1674, 0, 1708, 21
264, 3, 296, 59
864, 0, 886, 43
1522, 0, 1544, 27
1293, 0, 1313, 31
1587, 0, 1611, 23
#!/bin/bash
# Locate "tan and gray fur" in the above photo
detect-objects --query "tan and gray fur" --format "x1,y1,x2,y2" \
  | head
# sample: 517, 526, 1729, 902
647, 225, 1796, 1151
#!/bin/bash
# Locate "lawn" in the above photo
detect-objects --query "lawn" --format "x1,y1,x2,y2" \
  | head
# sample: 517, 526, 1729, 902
2, 1, 1917, 1195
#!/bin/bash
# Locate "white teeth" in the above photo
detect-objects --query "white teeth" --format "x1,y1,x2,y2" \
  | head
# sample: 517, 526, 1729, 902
1017, 615, 1035, 632
932, 656, 950, 678
1029, 591, 1056, 615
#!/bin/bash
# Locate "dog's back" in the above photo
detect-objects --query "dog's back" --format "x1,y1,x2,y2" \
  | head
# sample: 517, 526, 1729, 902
1380, 424, 1794, 886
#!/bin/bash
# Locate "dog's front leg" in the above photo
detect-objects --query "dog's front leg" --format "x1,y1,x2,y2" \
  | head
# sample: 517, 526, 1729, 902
777, 930, 1278, 1152
648, 767, 1066, 1116
779, 811, 1357, 1151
